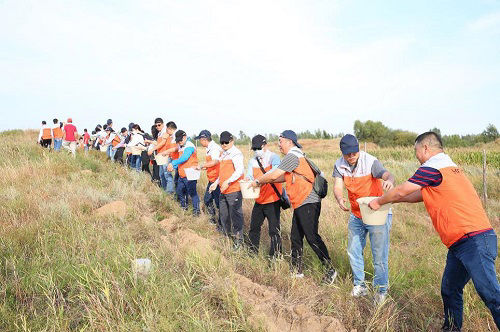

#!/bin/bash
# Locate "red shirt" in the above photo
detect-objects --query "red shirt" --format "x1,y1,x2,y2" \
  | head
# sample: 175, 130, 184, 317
64, 124, 77, 141
83, 132, 90, 144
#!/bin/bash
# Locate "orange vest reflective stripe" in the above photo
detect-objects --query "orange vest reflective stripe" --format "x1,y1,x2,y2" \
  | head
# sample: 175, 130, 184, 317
53, 127, 63, 139
206, 155, 220, 183
344, 175, 383, 218
422, 166, 491, 248
42, 128, 52, 139
253, 164, 282, 204
178, 148, 198, 178
219, 160, 243, 194
111, 135, 121, 147
284, 156, 314, 209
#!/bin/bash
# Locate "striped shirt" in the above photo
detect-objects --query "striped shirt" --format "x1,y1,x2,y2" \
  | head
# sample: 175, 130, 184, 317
408, 167, 442, 187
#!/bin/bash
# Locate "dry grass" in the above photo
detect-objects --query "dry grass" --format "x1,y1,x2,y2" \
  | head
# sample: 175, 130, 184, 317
0, 130, 498, 331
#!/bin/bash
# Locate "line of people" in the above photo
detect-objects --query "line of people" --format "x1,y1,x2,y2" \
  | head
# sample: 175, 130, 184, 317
38, 118, 499, 330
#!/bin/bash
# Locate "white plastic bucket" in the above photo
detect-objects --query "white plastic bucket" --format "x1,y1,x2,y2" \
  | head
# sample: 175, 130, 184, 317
356, 196, 391, 225
240, 180, 260, 199
130, 146, 144, 155
155, 154, 169, 165
132, 258, 151, 278
100, 144, 109, 152
184, 167, 201, 181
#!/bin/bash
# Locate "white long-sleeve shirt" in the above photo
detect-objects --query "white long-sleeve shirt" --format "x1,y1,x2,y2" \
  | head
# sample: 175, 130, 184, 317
220, 145, 244, 183
128, 132, 145, 147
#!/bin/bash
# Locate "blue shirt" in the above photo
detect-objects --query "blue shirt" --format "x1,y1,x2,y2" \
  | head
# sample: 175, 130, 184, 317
171, 139, 195, 169
246, 152, 281, 180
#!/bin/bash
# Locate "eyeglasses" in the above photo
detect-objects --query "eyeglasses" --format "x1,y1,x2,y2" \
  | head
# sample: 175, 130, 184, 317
220, 141, 230, 145
155, 123, 162, 127
251, 147, 262, 151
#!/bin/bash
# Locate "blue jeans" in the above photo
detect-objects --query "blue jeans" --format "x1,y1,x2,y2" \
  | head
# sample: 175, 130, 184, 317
53, 139, 62, 151
347, 213, 392, 294
176, 177, 200, 214
130, 155, 141, 171
441, 229, 500, 330
159, 164, 174, 193
204, 181, 220, 224
106, 144, 112, 158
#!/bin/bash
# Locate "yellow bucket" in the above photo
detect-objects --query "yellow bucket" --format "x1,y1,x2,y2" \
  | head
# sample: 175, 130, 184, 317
356, 196, 391, 225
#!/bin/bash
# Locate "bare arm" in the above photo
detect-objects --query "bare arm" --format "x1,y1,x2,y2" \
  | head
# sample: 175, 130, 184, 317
254, 168, 286, 186
369, 181, 421, 210
333, 177, 349, 211
395, 189, 423, 203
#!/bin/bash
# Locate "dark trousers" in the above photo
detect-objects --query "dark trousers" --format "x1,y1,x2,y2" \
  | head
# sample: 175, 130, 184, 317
40, 139, 52, 148
151, 161, 161, 187
176, 177, 200, 214
204, 181, 220, 225
114, 147, 125, 164
441, 229, 500, 330
249, 201, 282, 257
219, 191, 244, 240
141, 151, 150, 174
290, 202, 331, 269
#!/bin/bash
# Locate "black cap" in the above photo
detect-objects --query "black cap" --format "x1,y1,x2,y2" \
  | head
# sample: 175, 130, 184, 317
219, 131, 233, 143
340, 134, 359, 154
175, 130, 186, 143
121, 127, 127, 133
154, 117, 163, 124
251, 135, 267, 149
279, 130, 302, 148
195, 130, 211, 139
107, 119, 113, 125
105, 126, 112, 131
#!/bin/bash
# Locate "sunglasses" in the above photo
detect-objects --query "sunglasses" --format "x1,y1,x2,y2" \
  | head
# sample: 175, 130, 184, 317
155, 123, 162, 127
251, 147, 262, 151
220, 141, 230, 145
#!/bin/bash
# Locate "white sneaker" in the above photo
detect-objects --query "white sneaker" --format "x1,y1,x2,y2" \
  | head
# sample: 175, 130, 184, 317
373, 292, 388, 306
351, 285, 369, 297
291, 272, 304, 279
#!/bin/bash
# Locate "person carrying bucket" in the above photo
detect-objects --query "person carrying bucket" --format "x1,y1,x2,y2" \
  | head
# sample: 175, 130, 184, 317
249, 130, 337, 285
245, 134, 283, 258
369, 132, 499, 331
332, 134, 395, 305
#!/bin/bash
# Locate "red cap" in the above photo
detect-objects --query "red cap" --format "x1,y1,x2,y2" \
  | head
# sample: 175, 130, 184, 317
67, 118, 72, 123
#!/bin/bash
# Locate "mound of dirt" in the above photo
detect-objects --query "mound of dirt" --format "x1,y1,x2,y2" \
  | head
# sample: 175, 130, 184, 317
94, 201, 127, 218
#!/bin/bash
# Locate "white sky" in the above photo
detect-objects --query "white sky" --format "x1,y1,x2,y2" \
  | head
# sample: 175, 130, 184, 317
0, 0, 499, 137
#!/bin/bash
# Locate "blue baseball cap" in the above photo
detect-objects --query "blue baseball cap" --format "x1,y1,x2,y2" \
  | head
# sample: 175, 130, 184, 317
195, 130, 211, 140
340, 134, 359, 154
280, 130, 302, 148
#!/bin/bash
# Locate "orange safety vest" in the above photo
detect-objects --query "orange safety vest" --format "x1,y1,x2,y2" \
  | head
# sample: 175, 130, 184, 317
111, 134, 121, 147
53, 127, 63, 139
42, 128, 52, 139
219, 160, 243, 194
157, 131, 168, 154
253, 164, 282, 205
284, 151, 314, 209
206, 155, 220, 183
178, 145, 198, 178
421, 162, 491, 248
165, 136, 180, 160
344, 175, 383, 219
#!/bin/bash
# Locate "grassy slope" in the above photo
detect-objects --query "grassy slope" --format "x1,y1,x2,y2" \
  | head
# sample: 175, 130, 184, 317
0, 131, 498, 331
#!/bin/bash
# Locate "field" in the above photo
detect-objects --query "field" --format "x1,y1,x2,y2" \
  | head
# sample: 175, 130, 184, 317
0, 130, 498, 331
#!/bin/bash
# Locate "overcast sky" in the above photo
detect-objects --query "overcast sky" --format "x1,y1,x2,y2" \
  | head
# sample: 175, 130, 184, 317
1, 0, 499, 137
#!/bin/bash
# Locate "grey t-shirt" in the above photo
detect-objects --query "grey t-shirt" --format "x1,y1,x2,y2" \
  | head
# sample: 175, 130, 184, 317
278, 153, 320, 207
332, 159, 387, 179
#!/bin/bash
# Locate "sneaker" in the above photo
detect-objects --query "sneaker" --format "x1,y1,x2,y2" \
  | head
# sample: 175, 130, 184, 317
351, 284, 369, 297
373, 292, 388, 306
322, 267, 338, 285
291, 272, 305, 279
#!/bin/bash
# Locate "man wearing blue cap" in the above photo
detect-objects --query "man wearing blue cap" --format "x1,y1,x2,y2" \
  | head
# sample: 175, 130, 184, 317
333, 134, 395, 305
250, 130, 337, 284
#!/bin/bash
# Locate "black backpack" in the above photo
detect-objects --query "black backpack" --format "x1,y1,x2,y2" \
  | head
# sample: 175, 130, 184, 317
293, 152, 328, 199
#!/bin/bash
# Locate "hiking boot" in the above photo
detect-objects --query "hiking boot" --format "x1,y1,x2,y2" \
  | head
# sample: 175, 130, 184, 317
351, 284, 369, 297
373, 292, 388, 306
322, 267, 338, 285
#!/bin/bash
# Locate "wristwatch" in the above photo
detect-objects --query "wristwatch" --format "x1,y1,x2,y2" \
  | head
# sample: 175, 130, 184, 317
255, 179, 260, 185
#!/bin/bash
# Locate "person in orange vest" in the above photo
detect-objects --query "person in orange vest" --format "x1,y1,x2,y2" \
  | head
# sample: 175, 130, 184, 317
216, 131, 245, 248
148, 118, 173, 192
167, 130, 200, 215
194, 130, 223, 227
249, 130, 337, 284
159, 121, 181, 195
38, 121, 52, 149
112, 127, 128, 164
333, 134, 395, 305
104, 127, 119, 160
369, 132, 499, 331
52, 119, 64, 151
245, 135, 283, 258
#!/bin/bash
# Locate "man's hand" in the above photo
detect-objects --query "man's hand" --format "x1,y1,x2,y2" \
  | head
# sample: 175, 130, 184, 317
249, 180, 260, 189
382, 180, 394, 191
336, 197, 349, 211
209, 182, 218, 193
147, 150, 153, 156
368, 198, 382, 210
194, 165, 201, 171
167, 163, 174, 172
220, 180, 230, 192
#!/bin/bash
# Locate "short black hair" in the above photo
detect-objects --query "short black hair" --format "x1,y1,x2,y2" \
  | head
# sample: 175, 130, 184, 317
154, 117, 164, 124
103, 124, 108, 130
42, 121, 46, 125
166, 121, 177, 130
53, 118, 58, 124
84, 128, 88, 132
415, 131, 443, 149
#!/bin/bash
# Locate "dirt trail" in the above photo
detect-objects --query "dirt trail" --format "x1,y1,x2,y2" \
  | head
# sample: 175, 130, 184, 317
158, 216, 346, 332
